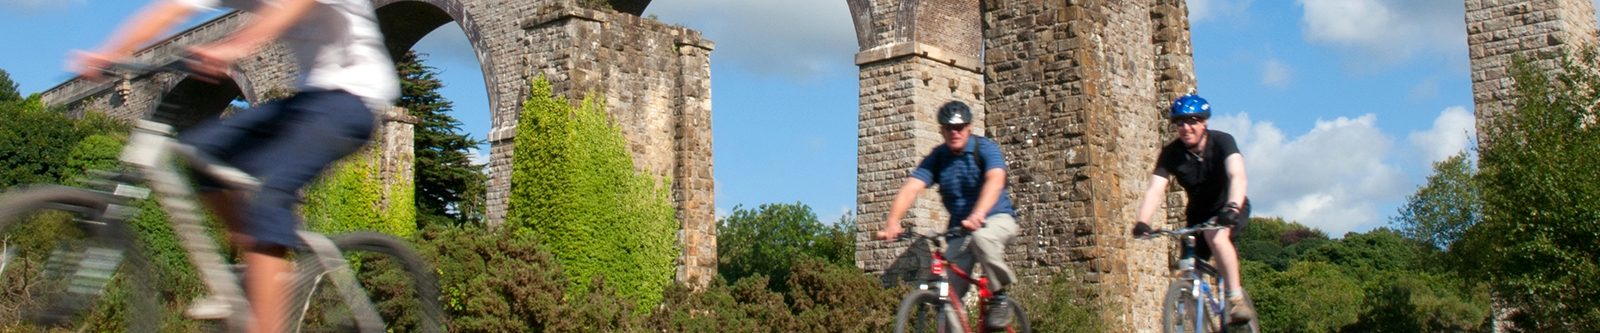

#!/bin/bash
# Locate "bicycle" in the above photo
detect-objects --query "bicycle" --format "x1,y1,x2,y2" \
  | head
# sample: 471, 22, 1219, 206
1136, 220, 1259, 333
891, 227, 1030, 333
0, 60, 446, 332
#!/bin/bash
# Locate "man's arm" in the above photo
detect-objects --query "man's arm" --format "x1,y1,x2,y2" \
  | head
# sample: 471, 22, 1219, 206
875, 178, 928, 240
962, 168, 1006, 228
72, 1, 198, 79
188, 0, 321, 76
1223, 153, 1247, 208
1135, 168, 1172, 224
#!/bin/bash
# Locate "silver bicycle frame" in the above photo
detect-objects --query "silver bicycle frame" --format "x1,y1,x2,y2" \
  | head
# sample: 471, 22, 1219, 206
118, 120, 384, 331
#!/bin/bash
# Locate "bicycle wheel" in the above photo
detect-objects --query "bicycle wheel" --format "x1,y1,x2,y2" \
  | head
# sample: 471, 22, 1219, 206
1195, 265, 1258, 333
1161, 280, 1208, 333
0, 186, 161, 332
894, 289, 954, 333
999, 297, 1031, 333
290, 232, 445, 333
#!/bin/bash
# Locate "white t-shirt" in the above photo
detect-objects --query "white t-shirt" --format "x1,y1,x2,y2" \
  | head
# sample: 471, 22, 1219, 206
170, 0, 399, 109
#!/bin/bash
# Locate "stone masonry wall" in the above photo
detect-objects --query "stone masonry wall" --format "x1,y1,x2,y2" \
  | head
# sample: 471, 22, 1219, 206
853, 0, 1195, 332
1466, 0, 1599, 138
516, 3, 718, 286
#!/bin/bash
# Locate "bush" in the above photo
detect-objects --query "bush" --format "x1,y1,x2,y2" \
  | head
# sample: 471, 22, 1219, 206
509, 77, 677, 310
303, 146, 416, 238
1249, 261, 1364, 333
1010, 270, 1107, 332
717, 203, 855, 291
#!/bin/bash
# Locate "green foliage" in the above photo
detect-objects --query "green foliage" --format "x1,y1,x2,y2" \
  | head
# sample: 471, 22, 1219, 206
1344, 270, 1492, 332
0, 100, 126, 188
0, 69, 21, 103
1300, 228, 1430, 281
1238, 217, 1329, 270
397, 51, 487, 226
302, 147, 416, 238
1011, 271, 1107, 332
1248, 261, 1364, 333
509, 77, 678, 310
717, 203, 855, 291
1392, 152, 1480, 249
649, 257, 903, 332
1456, 51, 1600, 331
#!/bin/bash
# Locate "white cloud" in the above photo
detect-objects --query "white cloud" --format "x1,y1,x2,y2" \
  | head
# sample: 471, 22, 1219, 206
1190, 0, 1254, 23
466, 147, 489, 166
645, 0, 856, 81
1407, 106, 1476, 165
1209, 112, 1408, 235
1298, 0, 1465, 68
1261, 58, 1291, 88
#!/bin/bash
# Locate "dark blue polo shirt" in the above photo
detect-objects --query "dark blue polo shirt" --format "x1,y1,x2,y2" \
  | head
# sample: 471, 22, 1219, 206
910, 136, 1016, 229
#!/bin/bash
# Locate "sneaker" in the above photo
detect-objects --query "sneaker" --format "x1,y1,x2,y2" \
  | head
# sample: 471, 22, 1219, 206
985, 294, 1013, 330
1227, 295, 1256, 324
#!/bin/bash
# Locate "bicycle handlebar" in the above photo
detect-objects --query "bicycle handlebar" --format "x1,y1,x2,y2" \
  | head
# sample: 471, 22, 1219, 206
894, 227, 971, 242
1135, 217, 1229, 240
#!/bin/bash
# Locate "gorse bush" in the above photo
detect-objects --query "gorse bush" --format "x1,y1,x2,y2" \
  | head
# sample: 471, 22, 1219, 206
509, 77, 678, 311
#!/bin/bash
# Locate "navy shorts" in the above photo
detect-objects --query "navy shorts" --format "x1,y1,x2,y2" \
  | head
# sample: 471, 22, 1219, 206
181, 90, 375, 248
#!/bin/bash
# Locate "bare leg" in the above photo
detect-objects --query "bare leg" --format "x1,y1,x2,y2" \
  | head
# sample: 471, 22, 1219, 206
245, 246, 290, 333
200, 191, 292, 333
1204, 228, 1243, 292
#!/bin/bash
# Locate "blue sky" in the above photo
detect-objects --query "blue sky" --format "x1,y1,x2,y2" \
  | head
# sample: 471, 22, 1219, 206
3, 0, 1593, 236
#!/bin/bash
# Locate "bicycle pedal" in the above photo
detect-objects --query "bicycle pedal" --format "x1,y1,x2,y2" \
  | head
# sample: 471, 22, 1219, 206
185, 296, 233, 320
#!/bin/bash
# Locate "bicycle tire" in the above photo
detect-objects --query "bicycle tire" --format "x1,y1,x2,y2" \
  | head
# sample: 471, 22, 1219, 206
290, 231, 445, 333
1161, 280, 1204, 333
0, 186, 162, 332
894, 289, 952, 333
999, 297, 1031, 333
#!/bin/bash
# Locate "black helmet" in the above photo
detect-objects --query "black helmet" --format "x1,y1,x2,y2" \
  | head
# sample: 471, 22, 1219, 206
937, 101, 973, 125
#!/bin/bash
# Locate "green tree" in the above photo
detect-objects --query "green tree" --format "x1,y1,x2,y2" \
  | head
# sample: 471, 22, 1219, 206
1456, 51, 1600, 331
717, 203, 854, 292
396, 51, 487, 227
1248, 261, 1364, 333
1392, 152, 1479, 249
509, 77, 678, 310
0, 69, 21, 103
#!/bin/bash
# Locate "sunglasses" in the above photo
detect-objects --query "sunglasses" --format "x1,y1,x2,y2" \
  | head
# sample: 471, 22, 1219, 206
1171, 117, 1205, 126
941, 124, 971, 132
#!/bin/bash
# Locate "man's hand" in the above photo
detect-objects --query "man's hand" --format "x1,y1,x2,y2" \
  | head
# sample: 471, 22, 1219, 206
68, 50, 118, 81
1217, 203, 1242, 226
1132, 222, 1153, 237
961, 214, 986, 231
875, 223, 903, 241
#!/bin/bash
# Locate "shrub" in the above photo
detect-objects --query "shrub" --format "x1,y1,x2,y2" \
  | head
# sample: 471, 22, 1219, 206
508, 77, 677, 310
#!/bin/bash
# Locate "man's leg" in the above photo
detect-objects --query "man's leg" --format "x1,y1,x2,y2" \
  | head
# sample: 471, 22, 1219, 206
969, 214, 1019, 291
971, 214, 1019, 329
1205, 228, 1255, 322
944, 235, 975, 298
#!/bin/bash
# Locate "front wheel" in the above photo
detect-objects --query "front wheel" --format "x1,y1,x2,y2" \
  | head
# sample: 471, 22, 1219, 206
1160, 281, 1203, 333
290, 232, 445, 333
895, 289, 955, 333
0, 186, 161, 332
997, 297, 1031, 333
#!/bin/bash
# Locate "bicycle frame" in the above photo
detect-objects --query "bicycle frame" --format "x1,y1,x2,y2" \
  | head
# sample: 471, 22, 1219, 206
1140, 221, 1234, 333
912, 229, 1006, 333
88, 62, 386, 330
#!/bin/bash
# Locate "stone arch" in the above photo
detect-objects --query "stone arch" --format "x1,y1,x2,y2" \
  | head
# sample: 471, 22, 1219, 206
150, 73, 249, 132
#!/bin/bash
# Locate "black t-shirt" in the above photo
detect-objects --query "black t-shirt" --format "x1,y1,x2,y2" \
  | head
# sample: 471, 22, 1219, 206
1156, 130, 1248, 223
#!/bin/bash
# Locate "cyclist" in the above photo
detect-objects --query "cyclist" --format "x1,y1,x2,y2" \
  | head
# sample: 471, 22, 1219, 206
70, 0, 397, 331
875, 100, 1020, 330
1131, 93, 1256, 323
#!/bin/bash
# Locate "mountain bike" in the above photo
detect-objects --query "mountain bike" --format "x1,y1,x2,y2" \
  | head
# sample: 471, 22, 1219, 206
892, 227, 1030, 333
1136, 220, 1259, 333
0, 60, 445, 332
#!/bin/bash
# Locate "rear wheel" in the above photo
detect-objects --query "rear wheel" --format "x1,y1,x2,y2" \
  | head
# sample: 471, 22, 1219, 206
290, 232, 444, 333
0, 186, 161, 332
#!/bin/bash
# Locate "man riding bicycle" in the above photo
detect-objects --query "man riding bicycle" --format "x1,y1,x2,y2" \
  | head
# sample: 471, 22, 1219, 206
1131, 93, 1256, 324
875, 101, 1021, 330
71, 0, 397, 332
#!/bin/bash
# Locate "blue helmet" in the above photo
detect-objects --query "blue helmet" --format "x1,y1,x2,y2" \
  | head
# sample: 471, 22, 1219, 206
1169, 93, 1211, 119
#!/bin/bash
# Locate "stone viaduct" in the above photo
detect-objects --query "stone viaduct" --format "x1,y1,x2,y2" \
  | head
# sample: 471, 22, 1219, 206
851, 0, 1599, 332
849, 0, 1196, 330
39, 0, 718, 286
